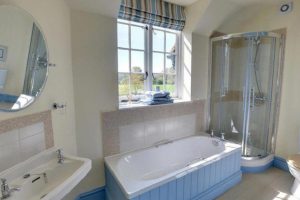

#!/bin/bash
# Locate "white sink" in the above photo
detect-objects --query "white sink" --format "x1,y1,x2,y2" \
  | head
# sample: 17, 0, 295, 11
0, 147, 91, 200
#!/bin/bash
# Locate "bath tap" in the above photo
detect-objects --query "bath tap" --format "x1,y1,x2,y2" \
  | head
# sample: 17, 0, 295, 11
57, 149, 64, 164
0, 178, 20, 199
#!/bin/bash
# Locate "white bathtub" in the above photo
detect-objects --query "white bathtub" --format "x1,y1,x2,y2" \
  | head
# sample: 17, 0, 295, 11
105, 134, 241, 199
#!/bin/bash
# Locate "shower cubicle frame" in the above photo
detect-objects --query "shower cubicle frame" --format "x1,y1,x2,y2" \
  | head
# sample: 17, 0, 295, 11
207, 31, 285, 159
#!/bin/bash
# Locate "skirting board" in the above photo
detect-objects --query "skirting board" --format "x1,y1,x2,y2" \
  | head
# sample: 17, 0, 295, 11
75, 187, 105, 200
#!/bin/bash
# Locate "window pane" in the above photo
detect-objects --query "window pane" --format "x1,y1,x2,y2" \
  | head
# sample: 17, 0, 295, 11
119, 73, 130, 98
118, 49, 129, 73
131, 51, 145, 73
153, 29, 164, 51
166, 54, 176, 74
130, 74, 145, 95
131, 26, 145, 50
165, 74, 176, 95
118, 23, 129, 48
153, 53, 164, 73
152, 73, 164, 91
166, 33, 176, 53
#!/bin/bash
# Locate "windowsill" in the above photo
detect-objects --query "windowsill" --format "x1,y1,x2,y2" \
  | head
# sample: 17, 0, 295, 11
118, 98, 190, 110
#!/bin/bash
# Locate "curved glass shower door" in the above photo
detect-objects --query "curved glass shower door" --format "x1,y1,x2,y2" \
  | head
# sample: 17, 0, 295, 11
210, 32, 281, 158
244, 36, 281, 157
210, 38, 249, 145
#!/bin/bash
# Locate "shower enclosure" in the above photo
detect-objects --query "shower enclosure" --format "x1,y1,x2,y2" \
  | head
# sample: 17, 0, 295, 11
210, 32, 283, 159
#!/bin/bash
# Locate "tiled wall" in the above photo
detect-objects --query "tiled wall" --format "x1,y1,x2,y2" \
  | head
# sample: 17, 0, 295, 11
102, 100, 207, 156
0, 111, 54, 172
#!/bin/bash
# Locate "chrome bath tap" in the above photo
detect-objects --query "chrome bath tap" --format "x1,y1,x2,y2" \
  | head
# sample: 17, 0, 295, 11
57, 149, 64, 164
1, 178, 20, 199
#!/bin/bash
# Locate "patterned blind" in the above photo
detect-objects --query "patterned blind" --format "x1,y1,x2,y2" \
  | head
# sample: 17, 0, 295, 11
118, 0, 186, 31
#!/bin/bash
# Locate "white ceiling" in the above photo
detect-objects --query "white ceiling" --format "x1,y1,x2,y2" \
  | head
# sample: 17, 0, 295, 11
191, 0, 285, 35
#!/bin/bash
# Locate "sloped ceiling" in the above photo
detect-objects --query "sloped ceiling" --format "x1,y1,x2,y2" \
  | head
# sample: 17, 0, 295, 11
64, 0, 286, 36
189, 0, 285, 36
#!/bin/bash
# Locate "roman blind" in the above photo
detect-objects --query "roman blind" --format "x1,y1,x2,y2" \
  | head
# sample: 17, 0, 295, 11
118, 0, 186, 31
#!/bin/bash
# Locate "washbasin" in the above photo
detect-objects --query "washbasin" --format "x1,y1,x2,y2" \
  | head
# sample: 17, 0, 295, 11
0, 147, 91, 200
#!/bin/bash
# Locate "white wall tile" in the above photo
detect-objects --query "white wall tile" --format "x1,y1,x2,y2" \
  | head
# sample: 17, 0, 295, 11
145, 121, 166, 147
0, 122, 46, 172
119, 123, 145, 152
19, 122, 44, 139
0, 129, 19, 147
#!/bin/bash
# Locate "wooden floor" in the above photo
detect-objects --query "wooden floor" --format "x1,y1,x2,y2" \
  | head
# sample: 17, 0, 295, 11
217, 168, 297, 200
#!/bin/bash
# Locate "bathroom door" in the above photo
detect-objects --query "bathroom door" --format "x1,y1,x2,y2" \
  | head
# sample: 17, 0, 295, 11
210, 37, 250, 143
243, 37, 280, 157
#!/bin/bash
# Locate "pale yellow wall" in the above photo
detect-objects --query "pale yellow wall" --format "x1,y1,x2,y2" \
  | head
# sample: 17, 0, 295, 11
218, 3, 300, 158
68, 10, 118, 198
0, 0, 77, 155
0, 6, 32, 95
191, 33, 209, 100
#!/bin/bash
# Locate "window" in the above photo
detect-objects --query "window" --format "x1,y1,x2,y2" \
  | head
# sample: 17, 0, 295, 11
117, 19, 181, 106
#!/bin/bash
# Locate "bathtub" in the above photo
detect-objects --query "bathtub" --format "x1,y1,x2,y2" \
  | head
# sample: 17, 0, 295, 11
105, 134, 242, 200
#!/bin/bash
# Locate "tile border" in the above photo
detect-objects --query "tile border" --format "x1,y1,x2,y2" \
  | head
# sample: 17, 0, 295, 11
0, 110, 54, 149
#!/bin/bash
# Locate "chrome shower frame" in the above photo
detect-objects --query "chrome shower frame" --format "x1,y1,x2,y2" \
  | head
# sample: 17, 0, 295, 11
207, 31, 285, 159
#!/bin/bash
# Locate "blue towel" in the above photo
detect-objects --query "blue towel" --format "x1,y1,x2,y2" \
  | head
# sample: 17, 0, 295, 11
140, 97, 174, 105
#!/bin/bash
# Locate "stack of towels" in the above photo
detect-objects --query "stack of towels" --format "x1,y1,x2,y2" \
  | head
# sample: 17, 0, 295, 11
141, 91, 174, 105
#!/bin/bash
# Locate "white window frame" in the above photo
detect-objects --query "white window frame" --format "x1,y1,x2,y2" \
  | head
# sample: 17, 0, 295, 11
117, 19, 182, 104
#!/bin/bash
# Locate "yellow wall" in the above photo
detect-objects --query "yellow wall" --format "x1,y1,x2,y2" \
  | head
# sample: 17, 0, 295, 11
0, 0, 77, 155
218, 2, 300, 158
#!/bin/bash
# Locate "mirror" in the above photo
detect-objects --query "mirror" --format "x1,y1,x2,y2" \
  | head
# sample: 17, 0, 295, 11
0, 5, 48, 112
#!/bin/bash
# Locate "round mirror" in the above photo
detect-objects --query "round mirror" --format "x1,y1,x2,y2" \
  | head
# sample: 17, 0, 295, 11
0, 5, 48, 112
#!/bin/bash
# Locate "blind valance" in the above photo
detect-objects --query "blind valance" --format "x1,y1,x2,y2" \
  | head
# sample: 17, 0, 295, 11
118, 0, 186, 31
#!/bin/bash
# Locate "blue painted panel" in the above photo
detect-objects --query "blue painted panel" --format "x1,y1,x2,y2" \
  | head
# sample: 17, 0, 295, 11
159, 184, 168, 199
167, 179, 176, 200
184, 173, 192, 200
105, 151, 241, 200
176, 176, 184, 200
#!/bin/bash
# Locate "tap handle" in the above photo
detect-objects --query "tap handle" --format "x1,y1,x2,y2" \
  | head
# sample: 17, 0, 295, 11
57, 149, 63, 155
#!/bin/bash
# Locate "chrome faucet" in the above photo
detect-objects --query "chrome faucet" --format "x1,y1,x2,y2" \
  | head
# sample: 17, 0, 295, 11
57, 149, 64, 164
1, 178, 20, 199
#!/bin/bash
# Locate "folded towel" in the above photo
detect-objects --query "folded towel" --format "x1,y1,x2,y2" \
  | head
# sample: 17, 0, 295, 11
145, 91, 170, 99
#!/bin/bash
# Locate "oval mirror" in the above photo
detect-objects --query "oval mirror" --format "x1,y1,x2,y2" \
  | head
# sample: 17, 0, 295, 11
0, 5, 48, 112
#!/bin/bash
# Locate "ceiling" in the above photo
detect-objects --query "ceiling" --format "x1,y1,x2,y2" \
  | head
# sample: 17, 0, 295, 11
191, 0, 285, 35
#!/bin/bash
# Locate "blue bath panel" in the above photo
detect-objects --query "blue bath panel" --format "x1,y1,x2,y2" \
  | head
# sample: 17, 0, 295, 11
106, 151, 242, 200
